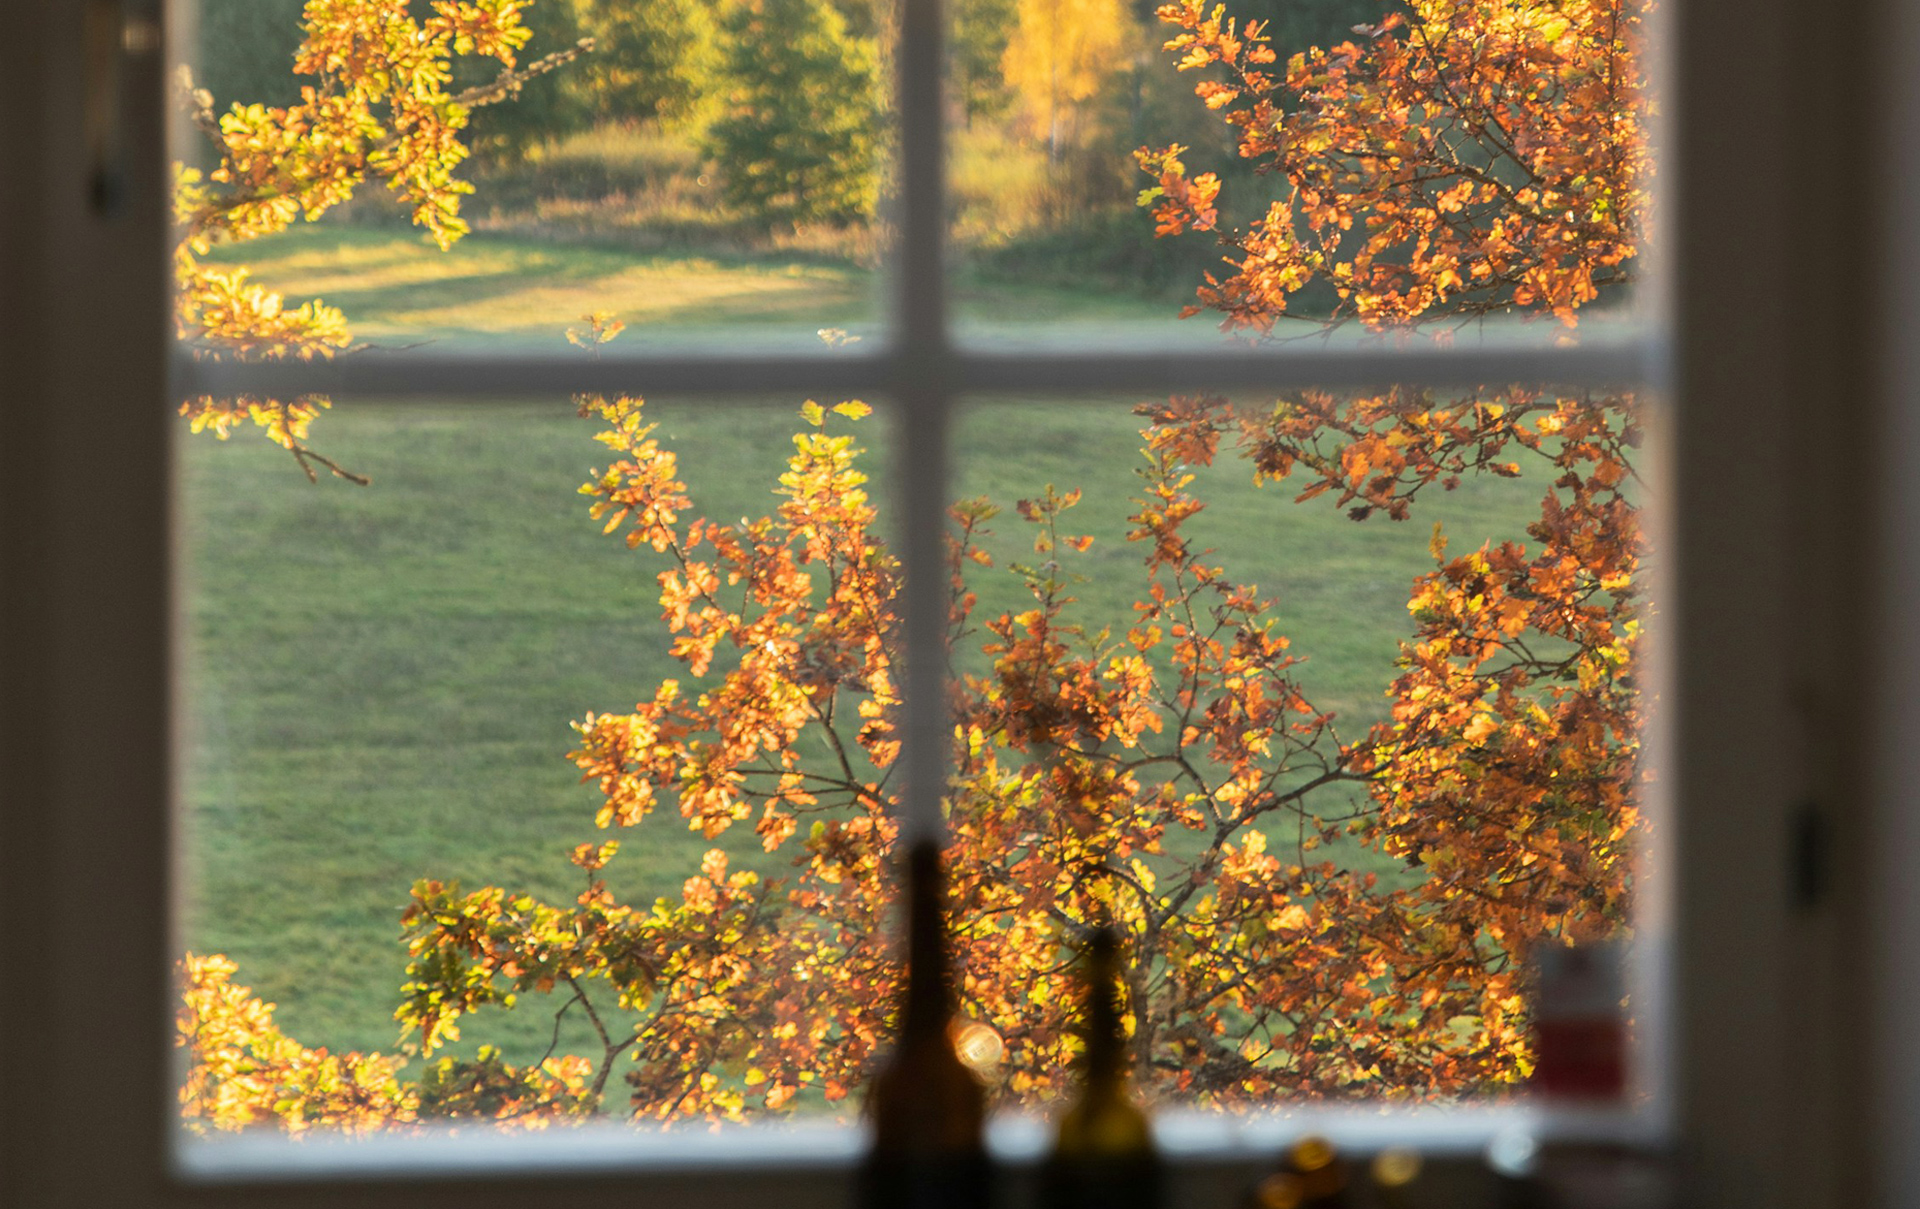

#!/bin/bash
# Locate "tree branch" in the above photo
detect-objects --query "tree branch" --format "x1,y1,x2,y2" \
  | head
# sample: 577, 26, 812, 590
452, 38, 596, 111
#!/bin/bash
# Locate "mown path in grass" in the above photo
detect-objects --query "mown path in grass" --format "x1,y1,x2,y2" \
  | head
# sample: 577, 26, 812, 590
179, 225, 1548, 1092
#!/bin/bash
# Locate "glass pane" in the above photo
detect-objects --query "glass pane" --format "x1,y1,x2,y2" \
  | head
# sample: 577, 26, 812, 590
177, 392, 898, 1133
947, 0, 1657, 350
945, 386, 1655, 1108
175, 0, 893, 355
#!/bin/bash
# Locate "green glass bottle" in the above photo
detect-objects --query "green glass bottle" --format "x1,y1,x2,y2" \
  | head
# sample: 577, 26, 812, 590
859, 841, 990, 1209
1041, 927, 1163, 1209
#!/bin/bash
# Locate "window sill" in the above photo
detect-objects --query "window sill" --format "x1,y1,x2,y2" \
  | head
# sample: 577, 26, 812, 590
175, 1101, 1673, 1208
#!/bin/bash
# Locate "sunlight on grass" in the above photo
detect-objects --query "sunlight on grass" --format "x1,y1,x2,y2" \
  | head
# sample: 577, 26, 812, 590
200, 219, 1198, 350
203, 226, 878, 350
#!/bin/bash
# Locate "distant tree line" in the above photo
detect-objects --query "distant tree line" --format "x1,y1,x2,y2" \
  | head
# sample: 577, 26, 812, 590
189, 0, 1386, 230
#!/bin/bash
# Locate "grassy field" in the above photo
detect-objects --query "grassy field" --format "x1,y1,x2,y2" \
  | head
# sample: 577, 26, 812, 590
202, 224, 882, 352
178, 220, 1548, 1090
200, 217, 1214, 355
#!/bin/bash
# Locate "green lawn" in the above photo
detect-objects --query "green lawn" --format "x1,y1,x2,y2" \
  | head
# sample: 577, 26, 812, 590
199, 222, 1208, 353
178, 223, 1548, 1087
203, 224, 882, 351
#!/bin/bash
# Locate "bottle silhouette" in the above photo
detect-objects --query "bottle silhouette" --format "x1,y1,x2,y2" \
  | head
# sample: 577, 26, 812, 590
858, 841, 990, 1209
1040, 926, 1163, 1209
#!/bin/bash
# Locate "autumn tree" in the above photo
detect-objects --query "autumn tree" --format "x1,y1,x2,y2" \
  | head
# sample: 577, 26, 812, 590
177, 0, 1654, 1128
1137, 0, 1651, 327
387, 391, 1407, 1113
701, 0, 883, 228
398, 0, 1648, 1115
1002, 0, 1139, 163
1132, 0, 1654, 1081
172, 0, 586, 481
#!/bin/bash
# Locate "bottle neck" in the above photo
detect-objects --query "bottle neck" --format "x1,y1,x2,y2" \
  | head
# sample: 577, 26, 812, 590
1051, 927, 1155, 1162
1083, 927, 1128, 1088
902, 840, 952, 1038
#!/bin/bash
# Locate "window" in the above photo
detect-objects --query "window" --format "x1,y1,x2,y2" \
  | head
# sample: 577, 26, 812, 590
0, 0, 1894, 1203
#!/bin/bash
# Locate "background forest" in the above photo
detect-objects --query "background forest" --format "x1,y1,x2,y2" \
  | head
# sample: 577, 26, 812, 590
187, 0, 1380, 311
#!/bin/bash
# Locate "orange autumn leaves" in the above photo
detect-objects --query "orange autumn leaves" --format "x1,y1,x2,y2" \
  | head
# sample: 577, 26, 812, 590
570, 394, 899, 844
1130, 384, 1645, 1089
1140, 0, 1652, 328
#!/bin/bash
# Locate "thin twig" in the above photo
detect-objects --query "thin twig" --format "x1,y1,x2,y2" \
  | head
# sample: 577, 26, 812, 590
452, 39, 596, 111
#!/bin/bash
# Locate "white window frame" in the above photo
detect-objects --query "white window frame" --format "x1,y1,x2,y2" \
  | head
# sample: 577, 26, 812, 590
0, 0, 1904, 1200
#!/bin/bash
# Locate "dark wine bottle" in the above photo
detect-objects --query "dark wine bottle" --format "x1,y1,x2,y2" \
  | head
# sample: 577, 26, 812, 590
1041, 927, 1163, 1209
858, 841, 990, 1209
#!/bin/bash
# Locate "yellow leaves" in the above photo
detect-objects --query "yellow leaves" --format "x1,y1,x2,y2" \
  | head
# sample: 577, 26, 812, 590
1129, 857, 1158, 893
566, 311, 626, 347
1429, 522, 1449, 561
570, 840, 620, 872
1196, 81, 1241, 109
178, 953, 416, 1135
176, 262, 353, 361
176, 0, 539, 461
1003, 0, 1138, 115
1135, 145, 1225, 237
169, 306, 1643, 1122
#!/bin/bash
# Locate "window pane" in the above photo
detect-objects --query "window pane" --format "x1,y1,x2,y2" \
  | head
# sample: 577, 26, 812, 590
174, 382, 1661, 1143
948, 0, 1657, 349
177, 393, 897, 1132
945, 387, 1654, 1106
176, 0, 896, 355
